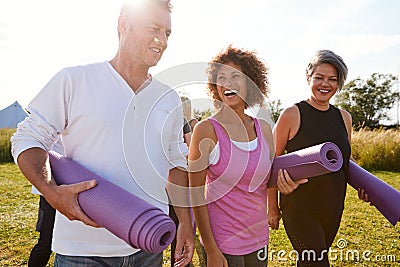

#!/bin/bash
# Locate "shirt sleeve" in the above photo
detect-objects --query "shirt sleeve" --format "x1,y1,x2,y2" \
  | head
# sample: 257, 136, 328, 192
11, 69, 70, 164
165, 92, 188, 170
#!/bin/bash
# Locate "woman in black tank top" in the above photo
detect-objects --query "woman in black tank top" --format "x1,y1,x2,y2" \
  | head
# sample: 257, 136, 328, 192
272, 50, 358, 267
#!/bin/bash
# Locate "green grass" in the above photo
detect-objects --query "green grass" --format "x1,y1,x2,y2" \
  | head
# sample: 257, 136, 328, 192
0, 128, 15, 163
352, 129, 400, 172
0, 163, 39, 266
1, 163, 399, 266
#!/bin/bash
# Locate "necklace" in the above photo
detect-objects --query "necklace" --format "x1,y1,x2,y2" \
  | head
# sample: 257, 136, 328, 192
308, 98, 329, 110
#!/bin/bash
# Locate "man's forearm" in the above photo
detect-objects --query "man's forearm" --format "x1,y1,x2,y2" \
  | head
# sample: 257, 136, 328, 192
167, 167, 192, 225
17, 147, 99, 226
17, 147, 58, 197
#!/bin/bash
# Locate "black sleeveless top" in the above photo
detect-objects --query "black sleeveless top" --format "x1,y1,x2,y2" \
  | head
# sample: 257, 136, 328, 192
280, 101, 351, 214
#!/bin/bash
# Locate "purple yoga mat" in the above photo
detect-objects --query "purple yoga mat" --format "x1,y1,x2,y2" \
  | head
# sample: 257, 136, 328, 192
268, 142, 343, 188
48, 151, 176, 253
348, 161, 400, 226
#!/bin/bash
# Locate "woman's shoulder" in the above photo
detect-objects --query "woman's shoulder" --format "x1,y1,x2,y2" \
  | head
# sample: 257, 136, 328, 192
192, 118, 215, 137
338, 108, 351, 119
278, 104, 300, 122
190, 118, 218, 150
194, 118, 212, 128
285, 104, 300, 113
338, 108, 352, 129
274, 104, 301, 141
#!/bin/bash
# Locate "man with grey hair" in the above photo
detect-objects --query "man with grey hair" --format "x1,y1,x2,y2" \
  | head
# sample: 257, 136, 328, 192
11, 0, 194, 266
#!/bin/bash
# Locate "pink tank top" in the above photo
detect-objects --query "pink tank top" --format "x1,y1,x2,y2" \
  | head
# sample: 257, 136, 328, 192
205, 117, 272, 255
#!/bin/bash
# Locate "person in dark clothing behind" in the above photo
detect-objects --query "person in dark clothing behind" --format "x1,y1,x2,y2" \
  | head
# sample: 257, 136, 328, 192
169, 115, 193, 267
29, 196, 55, 267
272, 50, 367, 267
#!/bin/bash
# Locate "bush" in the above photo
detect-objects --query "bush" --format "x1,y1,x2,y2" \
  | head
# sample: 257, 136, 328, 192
352, 128, 400, 171
0, 128, 15, 163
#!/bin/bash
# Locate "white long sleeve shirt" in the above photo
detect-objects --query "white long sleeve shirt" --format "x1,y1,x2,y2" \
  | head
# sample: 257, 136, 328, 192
11, 61, 188, 256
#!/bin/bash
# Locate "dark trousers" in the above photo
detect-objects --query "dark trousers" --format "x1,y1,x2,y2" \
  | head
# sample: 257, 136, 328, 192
29, 195, 56, 267
54, 250, 162, 267
169, 204, 190, 267
282, 207, 343, 267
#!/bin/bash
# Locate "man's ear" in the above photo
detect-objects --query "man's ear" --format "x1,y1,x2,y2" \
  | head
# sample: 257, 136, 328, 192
117, 15, 129, 37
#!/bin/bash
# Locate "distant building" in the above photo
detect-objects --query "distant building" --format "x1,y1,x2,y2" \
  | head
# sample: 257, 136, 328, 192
0, 101, 29, 128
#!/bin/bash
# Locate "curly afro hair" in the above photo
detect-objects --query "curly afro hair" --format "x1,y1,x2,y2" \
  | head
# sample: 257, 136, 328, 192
207, 45, 269, 109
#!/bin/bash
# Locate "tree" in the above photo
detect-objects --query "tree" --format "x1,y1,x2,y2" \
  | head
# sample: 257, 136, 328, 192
266, 99, 284, 122
194, 108, 213, 121
334, 73, 398, 129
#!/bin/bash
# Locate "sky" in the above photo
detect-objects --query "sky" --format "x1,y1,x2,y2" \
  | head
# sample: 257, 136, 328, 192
1, 0, 400, 122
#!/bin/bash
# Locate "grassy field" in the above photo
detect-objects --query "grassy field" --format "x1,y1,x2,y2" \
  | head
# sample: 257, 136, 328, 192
352, 129, 400, 172
1, 163, 399, 266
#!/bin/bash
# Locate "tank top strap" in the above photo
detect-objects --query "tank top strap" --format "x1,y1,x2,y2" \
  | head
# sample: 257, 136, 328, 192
207, 117, 230, 147
253, 117, 263, 147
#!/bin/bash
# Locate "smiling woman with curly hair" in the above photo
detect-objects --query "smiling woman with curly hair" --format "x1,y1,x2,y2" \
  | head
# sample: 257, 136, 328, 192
207, 45, 269, 109
189, 46, 277, 267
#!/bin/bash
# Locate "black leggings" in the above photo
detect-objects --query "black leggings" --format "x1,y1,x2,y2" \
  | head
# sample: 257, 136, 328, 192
282, 208, 343, 267
29, 195, 56, 267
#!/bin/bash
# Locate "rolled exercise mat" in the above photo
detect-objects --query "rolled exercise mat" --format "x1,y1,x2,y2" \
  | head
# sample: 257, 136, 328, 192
348, 161, 400, 226
48, 150, 176, 253
268, 142, 343, 188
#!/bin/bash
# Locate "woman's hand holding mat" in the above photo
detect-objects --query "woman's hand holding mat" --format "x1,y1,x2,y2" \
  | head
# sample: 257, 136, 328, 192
268, 142, 343, 188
